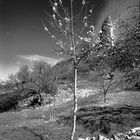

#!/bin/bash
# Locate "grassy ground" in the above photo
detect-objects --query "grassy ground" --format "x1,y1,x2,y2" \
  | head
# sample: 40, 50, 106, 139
0, 81, 140, 140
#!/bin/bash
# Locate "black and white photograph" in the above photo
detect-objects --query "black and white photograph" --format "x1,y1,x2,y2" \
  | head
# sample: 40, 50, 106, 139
0, 0, 140, 139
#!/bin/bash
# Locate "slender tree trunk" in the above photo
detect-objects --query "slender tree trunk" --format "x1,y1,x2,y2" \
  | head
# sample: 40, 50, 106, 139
101, 79, 106, 103
70, 65, 78, 140
50, 103, 53, 122
104, 91, 106, 103
52, 95, 56, 121
70, 0, 78, 139
103, 89, 107, 103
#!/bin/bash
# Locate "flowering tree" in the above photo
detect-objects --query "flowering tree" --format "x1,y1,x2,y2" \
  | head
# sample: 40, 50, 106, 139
42, 0, 98, 139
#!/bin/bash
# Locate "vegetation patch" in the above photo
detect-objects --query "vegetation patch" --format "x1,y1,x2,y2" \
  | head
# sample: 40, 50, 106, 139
58, 105, 140, 137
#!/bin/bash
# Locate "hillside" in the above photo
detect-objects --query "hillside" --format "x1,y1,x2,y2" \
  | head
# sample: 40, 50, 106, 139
0, 80, 140, 140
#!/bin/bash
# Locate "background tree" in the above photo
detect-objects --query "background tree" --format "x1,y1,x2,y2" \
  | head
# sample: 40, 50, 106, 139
90, 5, 140, 102
31, 60, 53, 94
17, 64, 31, 84
8, 64, 31, 94
0, 80, 11, 95
91, 59, 124, 103
107, 5, 140, 89
8, 73, 20, 92
88, 16, 115, 103
1, 61, 58, 111
31, 60, 58, 116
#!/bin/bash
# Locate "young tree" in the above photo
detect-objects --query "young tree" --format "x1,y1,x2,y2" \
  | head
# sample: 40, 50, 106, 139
88, 16, 114, 103
42, 0, 97, 139
91, 59, 124, 103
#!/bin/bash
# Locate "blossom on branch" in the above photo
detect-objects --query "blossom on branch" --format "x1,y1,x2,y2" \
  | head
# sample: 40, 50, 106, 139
84, 16, 87, 20
54, 2, 58, 7
90, 25, 94, 31
78, 36, 84, 40
70, 47, 74, 50
64, 17, 70, 23
53, 6, 57, 13
87, 30, 93, 35
59, 0, 62, 4
82, 0, 86, 5
52, 14, 56, 19
44, 27, 48, 32
89, 9, 93, 14
58, 20, 62, 28
84, 37, 91, 42
84, 22, 88, 27
51, 35, 56, 39
83, 16, 88, 27
56, 40, 64, 49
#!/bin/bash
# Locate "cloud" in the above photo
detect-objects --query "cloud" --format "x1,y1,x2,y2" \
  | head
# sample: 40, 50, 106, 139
18, 54, 63, 66
0, 55, 63, 81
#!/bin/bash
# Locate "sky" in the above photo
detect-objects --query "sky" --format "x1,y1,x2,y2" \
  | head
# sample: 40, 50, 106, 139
0, 0, 138, 81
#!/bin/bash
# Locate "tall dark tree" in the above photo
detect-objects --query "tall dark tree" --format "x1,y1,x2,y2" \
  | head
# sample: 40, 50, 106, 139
109, 5, 140, 88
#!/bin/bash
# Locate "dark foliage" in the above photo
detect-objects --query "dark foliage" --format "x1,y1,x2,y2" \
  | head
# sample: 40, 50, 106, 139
0, 89, 36, 112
